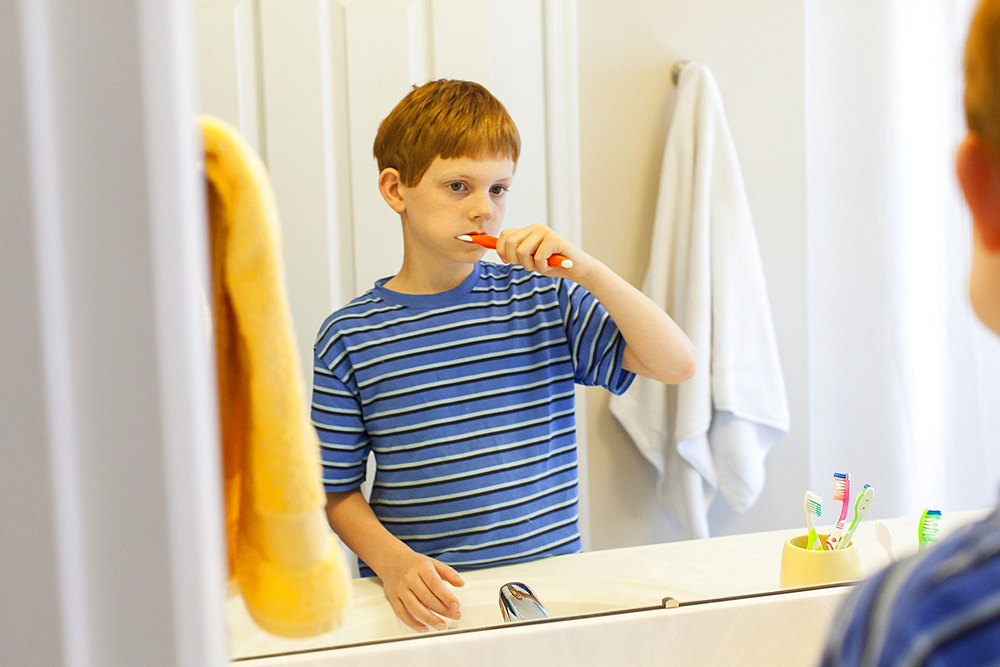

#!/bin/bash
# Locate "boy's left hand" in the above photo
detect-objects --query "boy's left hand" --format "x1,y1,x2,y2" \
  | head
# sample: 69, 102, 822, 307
494, 223, 593, 278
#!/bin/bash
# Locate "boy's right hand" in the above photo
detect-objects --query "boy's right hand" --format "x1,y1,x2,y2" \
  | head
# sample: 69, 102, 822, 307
378, 548, 465, 632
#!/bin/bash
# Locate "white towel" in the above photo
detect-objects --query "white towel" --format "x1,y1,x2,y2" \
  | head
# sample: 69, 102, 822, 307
608, 63, 790, 540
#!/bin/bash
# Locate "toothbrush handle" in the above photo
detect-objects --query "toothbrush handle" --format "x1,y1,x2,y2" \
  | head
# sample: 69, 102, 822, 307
825, 522, 847, 550
807, 527, 819, 550
835, 525, 858, 551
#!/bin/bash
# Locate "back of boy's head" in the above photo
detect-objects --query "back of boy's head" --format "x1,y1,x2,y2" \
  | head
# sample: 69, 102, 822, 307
965, 0, 1000, 157
373, 79, 521, 188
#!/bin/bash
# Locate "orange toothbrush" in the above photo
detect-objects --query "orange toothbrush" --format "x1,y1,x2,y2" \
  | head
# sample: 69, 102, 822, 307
457, 233, 573, 269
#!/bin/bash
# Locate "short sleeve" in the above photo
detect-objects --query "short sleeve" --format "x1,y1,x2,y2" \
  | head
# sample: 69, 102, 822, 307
311, 350, 370, 492
557, 278, 635, 395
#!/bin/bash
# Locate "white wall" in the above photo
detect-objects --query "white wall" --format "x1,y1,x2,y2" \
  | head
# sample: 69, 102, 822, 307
577, 0, 809, 547
804, 0, 1000, 519
2, 0, 228, 665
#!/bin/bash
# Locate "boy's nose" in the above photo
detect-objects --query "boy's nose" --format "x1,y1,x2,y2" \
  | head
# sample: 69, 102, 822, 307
469, 192, 493, 220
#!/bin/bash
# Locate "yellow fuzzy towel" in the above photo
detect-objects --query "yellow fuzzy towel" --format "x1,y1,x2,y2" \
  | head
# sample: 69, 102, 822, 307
201, 115, 349, 638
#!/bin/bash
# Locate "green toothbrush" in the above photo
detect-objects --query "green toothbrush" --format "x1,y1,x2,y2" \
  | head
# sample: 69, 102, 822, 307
835, 484, 873, 550
919, 509, 941, 551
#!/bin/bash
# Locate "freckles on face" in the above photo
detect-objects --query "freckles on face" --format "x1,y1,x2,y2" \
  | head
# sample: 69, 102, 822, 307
395, 156, 516, 269
422, 156, 515, 230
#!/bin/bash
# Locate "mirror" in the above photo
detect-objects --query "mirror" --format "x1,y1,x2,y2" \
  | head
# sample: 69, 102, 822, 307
193, 0, 1000, 658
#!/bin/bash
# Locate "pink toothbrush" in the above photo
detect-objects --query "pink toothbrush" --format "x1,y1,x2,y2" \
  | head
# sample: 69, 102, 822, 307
824, 472, 851, 550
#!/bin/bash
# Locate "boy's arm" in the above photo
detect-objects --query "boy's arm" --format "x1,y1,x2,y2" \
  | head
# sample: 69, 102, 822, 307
496, 224, 697, 384
575, 261, 697, 383
325, 490, 464, 632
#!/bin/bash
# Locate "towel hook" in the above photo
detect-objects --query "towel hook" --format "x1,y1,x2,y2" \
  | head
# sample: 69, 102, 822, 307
672, 60, 689, 86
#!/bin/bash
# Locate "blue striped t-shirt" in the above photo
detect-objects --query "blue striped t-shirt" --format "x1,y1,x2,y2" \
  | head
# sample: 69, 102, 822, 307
821, 505, 1000, 666
312, 262, 634, 576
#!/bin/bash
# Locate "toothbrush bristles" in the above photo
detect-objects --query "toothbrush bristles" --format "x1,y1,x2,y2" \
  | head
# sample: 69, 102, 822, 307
920, 510, 942, 541
804, 491, 822, 516
833, 475, 847, 501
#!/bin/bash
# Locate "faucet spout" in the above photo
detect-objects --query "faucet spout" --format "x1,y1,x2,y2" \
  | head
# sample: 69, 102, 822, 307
499, 582, 551, 622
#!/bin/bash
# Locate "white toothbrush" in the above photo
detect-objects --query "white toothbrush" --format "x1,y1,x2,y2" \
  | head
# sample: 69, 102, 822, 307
804, 491, 823, 550
876, 520, 895, 564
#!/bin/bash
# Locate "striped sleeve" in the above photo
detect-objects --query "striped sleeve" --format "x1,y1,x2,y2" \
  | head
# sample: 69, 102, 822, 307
311, 349, 370, 492
557, 278, 635, 394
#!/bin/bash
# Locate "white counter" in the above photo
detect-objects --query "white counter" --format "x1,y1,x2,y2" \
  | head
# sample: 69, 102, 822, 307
228, 508, 989, 662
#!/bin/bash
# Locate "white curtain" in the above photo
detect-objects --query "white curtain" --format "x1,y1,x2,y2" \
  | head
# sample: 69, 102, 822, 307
806, 0, 1000, 521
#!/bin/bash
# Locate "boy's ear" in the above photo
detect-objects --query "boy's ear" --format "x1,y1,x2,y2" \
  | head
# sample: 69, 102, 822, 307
378, 168, 407, 214
957, 133, 1000, 251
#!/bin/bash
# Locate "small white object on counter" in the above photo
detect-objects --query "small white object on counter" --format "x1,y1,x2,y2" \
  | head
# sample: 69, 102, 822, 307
875, 520, 895, 563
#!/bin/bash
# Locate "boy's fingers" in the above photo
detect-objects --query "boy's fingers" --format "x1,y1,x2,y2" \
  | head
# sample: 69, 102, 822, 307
511, 231, 543, 271
496, 229, 523, 266
390, 597, 430, 633
400, 589, 448, 630
412, 588, 456, 622
418, 569, 462, 618
410, 576, 455, 617
534, 241, 560, 274
435, 561, 465, 588
499, 225, 570, 274
518, 244, 540, 271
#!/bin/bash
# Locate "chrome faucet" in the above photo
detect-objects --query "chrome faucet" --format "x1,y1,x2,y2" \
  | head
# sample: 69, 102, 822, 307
499, 582, 551, 622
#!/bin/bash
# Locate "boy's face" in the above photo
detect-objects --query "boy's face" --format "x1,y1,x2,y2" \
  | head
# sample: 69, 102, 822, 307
396, 155, 515, 267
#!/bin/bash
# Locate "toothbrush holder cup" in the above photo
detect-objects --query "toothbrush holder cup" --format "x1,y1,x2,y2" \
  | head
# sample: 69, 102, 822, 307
779, 533, 861, 589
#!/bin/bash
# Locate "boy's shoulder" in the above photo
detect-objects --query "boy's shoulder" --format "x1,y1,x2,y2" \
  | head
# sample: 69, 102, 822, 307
323, 288, 389, 323
314, 288, 398, 349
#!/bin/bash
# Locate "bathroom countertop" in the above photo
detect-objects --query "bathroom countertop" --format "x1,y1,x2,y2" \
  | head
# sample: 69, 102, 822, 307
227, 508, 989, 660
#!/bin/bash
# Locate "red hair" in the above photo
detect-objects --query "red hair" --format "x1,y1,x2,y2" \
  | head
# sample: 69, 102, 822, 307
373, 79, 521, 187
965, 0, 1000, 156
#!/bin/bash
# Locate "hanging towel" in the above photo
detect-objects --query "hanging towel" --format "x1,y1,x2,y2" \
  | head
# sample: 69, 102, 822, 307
608, 64, 790, 540
202, 115, 350, 638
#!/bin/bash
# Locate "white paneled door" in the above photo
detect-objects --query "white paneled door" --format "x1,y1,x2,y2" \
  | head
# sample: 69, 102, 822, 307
194, 0, 589, 548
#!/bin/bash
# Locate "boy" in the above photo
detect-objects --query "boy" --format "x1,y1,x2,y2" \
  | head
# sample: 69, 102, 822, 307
313, 79, 696, 633
821, 0, 1000, 663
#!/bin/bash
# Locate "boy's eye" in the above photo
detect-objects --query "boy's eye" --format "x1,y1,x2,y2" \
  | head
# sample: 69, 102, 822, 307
490, 185, 508, 195
448, 182, 466, 192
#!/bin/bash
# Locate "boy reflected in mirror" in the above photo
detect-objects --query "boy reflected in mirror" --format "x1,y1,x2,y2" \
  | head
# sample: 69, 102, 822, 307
312, 80, 697, 632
